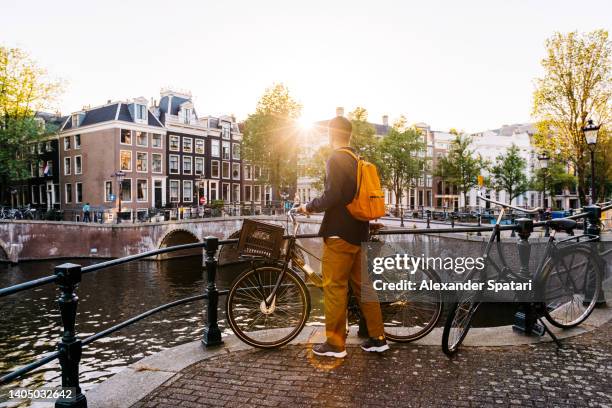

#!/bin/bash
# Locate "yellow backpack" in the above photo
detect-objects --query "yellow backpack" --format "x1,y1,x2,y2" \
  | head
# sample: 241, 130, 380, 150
337, 148, 386, 221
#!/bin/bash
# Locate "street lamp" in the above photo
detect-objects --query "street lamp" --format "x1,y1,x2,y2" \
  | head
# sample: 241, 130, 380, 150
112, 171, 126, 223
538, 152, 550, 208
582, 119, 600, 204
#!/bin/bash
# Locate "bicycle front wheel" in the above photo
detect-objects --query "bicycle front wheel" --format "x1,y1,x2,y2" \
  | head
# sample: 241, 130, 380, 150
226, 266, 310, 349
539, 246, 602, 328
441, 299, 480, 356
381, 267, 443, 342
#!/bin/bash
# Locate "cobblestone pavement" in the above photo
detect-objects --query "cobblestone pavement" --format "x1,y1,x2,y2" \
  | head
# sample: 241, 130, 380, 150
133, 323, 611, 408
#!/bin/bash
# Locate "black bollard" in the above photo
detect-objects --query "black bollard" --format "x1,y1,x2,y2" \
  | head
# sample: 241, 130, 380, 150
400, 207, 404, 228
426, 210, 431, 229
476, 211, 482, 236
54, 263, 87, 408
510, 211, 516, 238
202, 236, 223, 347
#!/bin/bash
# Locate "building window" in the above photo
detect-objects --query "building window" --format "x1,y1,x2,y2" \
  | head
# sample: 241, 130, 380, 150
244, 185, 252, 201
136, 104, 147, 121
183, 180, 193, 202
265, 186, 272, 203
254, 185, 261, 202
65, 184, 73, 203
244, 164, 252, 180
182, 108, 192, 124
183, 137, 193, 153
254, 166, 261, 179
195, 139, 205, 154
120, 179, 132, 202
211, 139, 220, 157
169, 135, 180, 151
222, 123, 230, 139
222, 161, 230, 179
137, 179, 148, 202
222, 142, 230, 160
136, 152, 148, 172
45, 141, 53, 152
121, 129, 132, 145
183, 156, 192, 175
232, 183, 240, 202
211, 160, 220, 178
75, 155, 82, 174
38, 161, 45, 177
222, 183, 230, 201
169, 155, 179, 174
169, 180, 180, 202
76, 182, 83, 203
39, 185, 46, 203
209, 181, 218, 201
195, 157, 204, 175
120, 150, 132, 171
46, 161, 53, 176
71, 114, 80, 128
232, 143, 240, 160
31, 185, 37, 204
152, 153, 162, 173
232, 163, 240, 180
64, 137, 71, 150
64, 157, 71, 175
74, 135, 81, 149
105, 181, 113, 202
53, 184, 60, 203
151, 133, 162, 148
136, 131, 148, 147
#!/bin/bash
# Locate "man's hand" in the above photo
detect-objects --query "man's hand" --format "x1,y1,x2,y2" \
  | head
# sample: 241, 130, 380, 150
369, 222, 385, 232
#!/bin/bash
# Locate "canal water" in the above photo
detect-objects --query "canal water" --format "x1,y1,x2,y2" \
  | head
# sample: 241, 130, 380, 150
0, 253, 515, 406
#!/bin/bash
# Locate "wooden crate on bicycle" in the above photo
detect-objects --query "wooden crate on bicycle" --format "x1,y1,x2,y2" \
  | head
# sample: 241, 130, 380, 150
237, 219, 285, 260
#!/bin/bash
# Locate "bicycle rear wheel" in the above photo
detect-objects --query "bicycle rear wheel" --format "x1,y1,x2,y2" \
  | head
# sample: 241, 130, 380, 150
539, 246, 602, 328
226, 266, 310, 348
381, 267, 443, 342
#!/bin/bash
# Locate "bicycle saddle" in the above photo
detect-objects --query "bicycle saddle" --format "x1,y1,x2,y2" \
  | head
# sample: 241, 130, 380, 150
548, 218, 577, 232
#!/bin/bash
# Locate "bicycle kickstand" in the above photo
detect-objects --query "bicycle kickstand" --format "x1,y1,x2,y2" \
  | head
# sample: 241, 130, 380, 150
538, 318, 562, 349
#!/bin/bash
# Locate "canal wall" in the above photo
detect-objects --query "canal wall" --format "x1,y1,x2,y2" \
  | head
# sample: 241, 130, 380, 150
0, 216, 323, 263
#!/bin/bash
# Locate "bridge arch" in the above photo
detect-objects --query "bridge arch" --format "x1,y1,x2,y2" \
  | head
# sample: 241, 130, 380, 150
0, 239, 9, 262
157, 228, 202, 260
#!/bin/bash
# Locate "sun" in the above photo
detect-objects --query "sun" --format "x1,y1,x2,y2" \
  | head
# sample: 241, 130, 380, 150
297, 115, 314, 131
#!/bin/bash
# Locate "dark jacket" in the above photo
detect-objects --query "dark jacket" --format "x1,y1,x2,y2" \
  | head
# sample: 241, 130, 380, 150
306, 147, 369, 245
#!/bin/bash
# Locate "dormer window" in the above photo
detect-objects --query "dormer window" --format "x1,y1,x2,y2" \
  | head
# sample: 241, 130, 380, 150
71, 114, 81, 128
135, 104, 147, 122
183, 108, 192, 124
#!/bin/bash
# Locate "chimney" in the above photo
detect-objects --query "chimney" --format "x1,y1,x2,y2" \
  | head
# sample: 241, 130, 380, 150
336, 107, 344, 117
382, 115, 389, 126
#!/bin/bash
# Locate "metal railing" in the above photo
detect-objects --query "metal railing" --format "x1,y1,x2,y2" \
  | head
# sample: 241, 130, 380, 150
0, 203, 609, 407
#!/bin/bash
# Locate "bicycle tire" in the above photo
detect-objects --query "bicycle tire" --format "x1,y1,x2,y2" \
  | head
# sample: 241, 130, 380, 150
226, 266, 311, 349
382, 267, 443, 343
441, 300, 480, 356
538, 246, 602, 329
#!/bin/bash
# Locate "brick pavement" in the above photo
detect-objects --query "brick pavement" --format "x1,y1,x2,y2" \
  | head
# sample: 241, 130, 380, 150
132, 323, 611, 408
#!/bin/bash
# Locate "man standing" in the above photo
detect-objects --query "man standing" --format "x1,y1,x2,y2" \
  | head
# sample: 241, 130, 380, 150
82, 202, 91, 223
298, 116, 388, 358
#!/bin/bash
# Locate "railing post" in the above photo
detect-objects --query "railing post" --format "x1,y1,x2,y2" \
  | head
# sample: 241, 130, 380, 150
400, 207, 404, 228
202, 236, 223, 347
426, 210, 431, 229
584, 205, 606, 306
450, 212, 455, 229
510, 211, 516, 238
54, 263, 87, 408
476, 211, 482, 236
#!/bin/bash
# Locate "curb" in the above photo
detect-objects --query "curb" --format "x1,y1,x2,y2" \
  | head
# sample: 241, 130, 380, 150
86, 307, 611, 408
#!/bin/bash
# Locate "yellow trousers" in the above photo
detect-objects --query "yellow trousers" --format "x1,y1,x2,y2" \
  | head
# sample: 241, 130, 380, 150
321, 237, 385, 348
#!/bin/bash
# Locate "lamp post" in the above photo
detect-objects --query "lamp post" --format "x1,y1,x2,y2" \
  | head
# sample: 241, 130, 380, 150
112, 171, 126, 224
582, 119, 600, 204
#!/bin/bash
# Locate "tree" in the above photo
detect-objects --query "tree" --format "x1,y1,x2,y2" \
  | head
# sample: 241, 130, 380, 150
434, 134, 486, 210
532, 30, 611, 205
303, 144, 332, 191
242, 84, 302, 199
490, 144, 529, 204
348, 107, 378, 163
530, 159, 578, 207
0, 47, 62, 203
379, 127, 425, 211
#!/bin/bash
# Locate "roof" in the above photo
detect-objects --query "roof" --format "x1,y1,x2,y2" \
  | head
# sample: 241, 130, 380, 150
61, 102, 163, 131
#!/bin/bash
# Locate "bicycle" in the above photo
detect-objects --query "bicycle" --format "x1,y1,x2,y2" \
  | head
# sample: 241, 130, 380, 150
225, 207, 444, 348
441, 193, 603, 356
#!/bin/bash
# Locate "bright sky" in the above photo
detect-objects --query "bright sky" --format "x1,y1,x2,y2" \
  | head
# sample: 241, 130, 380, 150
1, 0, 610, 132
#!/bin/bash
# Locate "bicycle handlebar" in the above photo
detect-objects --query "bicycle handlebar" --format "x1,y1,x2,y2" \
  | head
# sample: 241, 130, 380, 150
477, 192, 541, 214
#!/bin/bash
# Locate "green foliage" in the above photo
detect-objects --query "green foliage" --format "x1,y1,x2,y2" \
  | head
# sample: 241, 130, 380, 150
348, 107, 378, 163
532, 30, 611, 204
379, 127, 426, 207
303, 144, 332, 191
242, 84, 302, 196
490, 144, 529, 203
530, 160, 577, 195
434, 134, 486, 208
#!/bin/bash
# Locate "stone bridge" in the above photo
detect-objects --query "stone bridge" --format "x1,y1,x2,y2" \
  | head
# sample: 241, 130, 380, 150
0, 216, 324, 263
